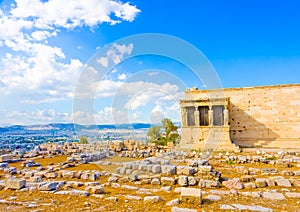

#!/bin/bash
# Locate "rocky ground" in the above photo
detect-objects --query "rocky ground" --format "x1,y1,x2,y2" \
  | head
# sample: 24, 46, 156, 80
1, 149, 300, 211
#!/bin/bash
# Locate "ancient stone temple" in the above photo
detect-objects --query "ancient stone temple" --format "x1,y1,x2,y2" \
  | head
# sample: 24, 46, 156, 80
179, 88, 238, 151
179, 84, 300, 150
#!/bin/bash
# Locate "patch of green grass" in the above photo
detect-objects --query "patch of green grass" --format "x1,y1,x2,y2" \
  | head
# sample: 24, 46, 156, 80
226, 160, 236, 165
266, 155, 277, 160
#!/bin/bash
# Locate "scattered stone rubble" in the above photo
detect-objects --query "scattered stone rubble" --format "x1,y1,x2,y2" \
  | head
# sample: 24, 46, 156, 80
1, 145, 300, 211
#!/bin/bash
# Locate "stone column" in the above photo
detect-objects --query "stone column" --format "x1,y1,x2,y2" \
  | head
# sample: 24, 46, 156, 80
223, 106, 229, 126
181, 107, 187, 127
194, 106, 199, 126
208, 106, 213, 126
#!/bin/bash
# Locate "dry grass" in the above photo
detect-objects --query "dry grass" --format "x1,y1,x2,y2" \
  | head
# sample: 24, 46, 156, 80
1, 155, 300, 211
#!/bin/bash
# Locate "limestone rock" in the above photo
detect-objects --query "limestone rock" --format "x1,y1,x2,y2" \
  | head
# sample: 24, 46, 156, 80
220, 204, 236, 210
266, 179, 276, 187
85, 185, 105, 194
244, 182, 257, 189
38, 182, 58, 191
178, 175, 188, 187
241, 175, 254, 182
172, 206, 197, 212
161, 165, 176, 175
108, 176, 119, 182
180, 188, 202, 204
55, 189, 89, 196
144, 196, 162, 203
166, 198, 180, 206
125, 195, 142, 201
29, 176, 43, 183
161, 177, 176, 185
121, 185, 139, 190
177, 166, 196, 175
255, 178, 268, 188
261, 168, 278, 174
187, 177, 197, 186
128, 174, 138, 182
262, 191, 285, 200
285, 192, 300, 198
240, 192, 262, 198
105, 196, 118, 202
161, 186, 172, 192
45, 172, 58, 179
174, 187, 184, 193
206, 195, 221, 201
210, 190, 230, 195
275, 178, 292, 187
5, 178, 26, 190
199, 179, 220, 188
289, 178, 300, 187
85, 182, 100, 186
232, 204, 273, 212
222, 179, 244, 190
198, 165, 212, 173
151, 165, 162, 173
151, 178, 161, 185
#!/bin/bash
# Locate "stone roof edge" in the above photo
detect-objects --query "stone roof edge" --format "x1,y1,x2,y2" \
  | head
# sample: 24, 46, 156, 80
186, 83, 300, 93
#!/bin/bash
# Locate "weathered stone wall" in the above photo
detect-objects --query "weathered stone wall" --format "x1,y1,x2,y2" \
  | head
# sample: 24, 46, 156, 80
185, 84, 300, 148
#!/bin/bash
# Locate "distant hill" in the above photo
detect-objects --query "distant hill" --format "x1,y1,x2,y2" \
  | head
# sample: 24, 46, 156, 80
0, 122, 181, 145
0, 122, 181, 137
0, 123, 153, 133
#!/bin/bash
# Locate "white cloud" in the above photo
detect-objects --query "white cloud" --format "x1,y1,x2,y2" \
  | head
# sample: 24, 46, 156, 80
10, 0, 141, 29
31, 30, 54, 41
152, 104, 163, 113
73, 78, 183, 123
97, 43, 133, 67
73, 106, 129, 125
117, 73, 127, 80
0, 0, 140, 104
111, 68, 118, 73
97, 57, 109, 68
0, 109, 72, 125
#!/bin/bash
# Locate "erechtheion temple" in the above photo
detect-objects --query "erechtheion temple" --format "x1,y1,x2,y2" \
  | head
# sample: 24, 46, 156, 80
179, 84, 300, 150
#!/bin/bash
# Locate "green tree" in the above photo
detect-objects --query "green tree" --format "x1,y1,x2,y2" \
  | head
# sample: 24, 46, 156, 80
162, 118, 179, 144
147, 126, 161, 143
79, 136, 88, 144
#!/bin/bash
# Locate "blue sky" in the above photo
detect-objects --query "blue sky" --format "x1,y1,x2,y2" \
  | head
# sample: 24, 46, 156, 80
0, 0, 299, 125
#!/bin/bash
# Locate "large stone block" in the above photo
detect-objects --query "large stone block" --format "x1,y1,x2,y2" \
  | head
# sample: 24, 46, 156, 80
6, 178, 26, 190
151, 165, 161, 173
161, 177, 176, 185
223, 179, 244, 190
177, 166, 196, 176
151, 178, 161, 185
85, 185, 105, 194
45, 172, 58, 179
187, 177, 197, 186
198, 165, 212, 173
275, 178, 292, 187
144, 196, 162, 203
180, 188, 202, 205
178, 175, 188, 187
199, 179, 220, 188
255, 178, 268, 188
55, 189, 89, 196
38, 181, 58, 191
262, 191, 285, 200
161, 165, 176, 175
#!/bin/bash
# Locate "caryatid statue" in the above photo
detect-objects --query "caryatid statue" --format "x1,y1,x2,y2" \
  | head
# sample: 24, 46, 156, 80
224, 106, 229, 126
181, 108, 187, 126
208, 107, 213, 126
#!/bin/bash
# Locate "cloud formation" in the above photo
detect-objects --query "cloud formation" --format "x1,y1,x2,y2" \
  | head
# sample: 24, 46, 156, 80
0, 0, 140, 103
